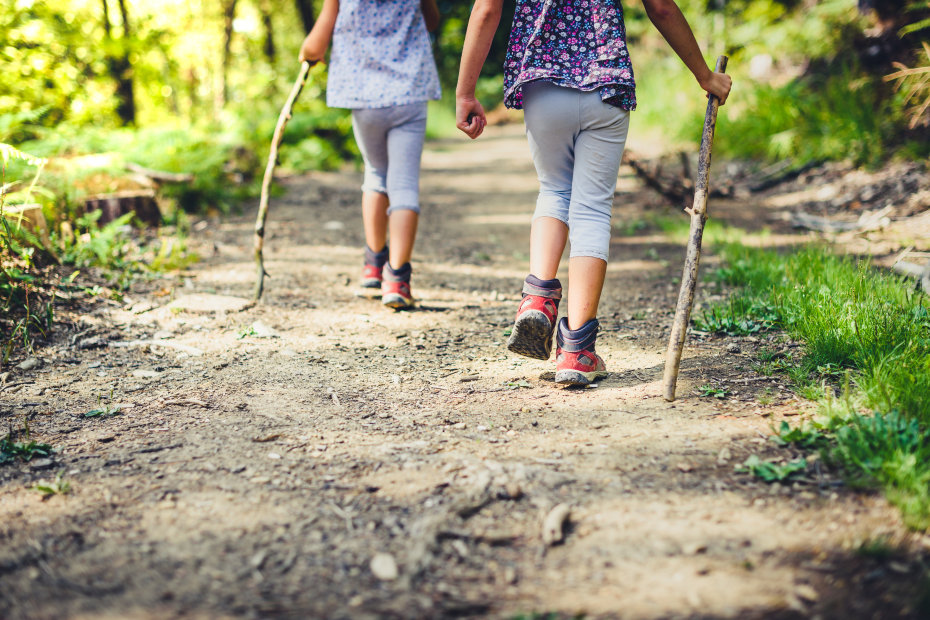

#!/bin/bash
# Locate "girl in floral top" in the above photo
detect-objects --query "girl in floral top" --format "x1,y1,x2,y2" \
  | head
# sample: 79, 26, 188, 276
300, 0, 441, 309
456, 0, 731, 385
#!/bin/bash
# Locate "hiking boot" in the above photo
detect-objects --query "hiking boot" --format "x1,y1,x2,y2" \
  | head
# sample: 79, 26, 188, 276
382, 262, 414, 309
554, 317, 608, 386
506, 276, 561, 360
358, 245, 389, 297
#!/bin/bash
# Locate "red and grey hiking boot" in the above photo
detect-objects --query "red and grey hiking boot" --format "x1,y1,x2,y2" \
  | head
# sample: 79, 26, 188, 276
382, 262, 414, 310
555, 317, 608, 386
506, 276, 561, 360
357, 245, 388, 298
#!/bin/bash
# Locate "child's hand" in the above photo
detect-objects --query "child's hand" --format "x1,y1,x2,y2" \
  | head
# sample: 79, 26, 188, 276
699, 71, 732, 105
298, 33, 326, 63
456, 96, 487, 139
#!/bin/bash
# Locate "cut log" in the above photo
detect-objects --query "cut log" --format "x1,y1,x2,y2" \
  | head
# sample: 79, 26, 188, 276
1, 203, 53, 250
84, 190, 161, 227
891, 260, 930, 293
125, 162, 194, 184
790, 205, 893, 233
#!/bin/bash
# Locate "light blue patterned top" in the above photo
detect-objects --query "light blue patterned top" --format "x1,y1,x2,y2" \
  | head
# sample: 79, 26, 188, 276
327, 0, 442, 109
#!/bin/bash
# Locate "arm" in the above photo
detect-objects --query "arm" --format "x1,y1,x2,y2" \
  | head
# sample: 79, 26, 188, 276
421, 0, 440, 32
299, 0, 339, 63
640, 0, 731, 103
455, 0, 504, 139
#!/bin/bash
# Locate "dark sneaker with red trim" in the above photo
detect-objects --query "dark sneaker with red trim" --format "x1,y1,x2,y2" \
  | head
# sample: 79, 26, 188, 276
555, 317, 608, 386
506, 277, 562, 360
357, 245, 389, 298
382, 262, 414, 309
361, 264, 383, 289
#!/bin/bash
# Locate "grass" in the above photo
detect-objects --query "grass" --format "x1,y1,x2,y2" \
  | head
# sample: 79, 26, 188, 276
704, 242, 930, 528
0, 420, 54, 465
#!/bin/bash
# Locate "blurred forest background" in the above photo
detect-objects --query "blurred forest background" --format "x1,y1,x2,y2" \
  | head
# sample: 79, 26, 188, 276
1, 0, 929, 355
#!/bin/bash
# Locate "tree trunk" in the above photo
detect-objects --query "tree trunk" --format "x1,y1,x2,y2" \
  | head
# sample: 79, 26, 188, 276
218, 0, 238, 112
294, 0, 315, 34
101, 0, 136, 125
259, 0, 276, 64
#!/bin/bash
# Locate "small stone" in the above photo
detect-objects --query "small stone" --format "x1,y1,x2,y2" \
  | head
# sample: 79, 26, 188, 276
268, 452, 282, 460
726, 343, 740, 353
477, 425, 489, 432
453, 422, 466, 430
323, 220, 345, 231
29, 458, 55, 470
77, 336, 106, 350
682, 542, 708, 555
16, 358, 40, 371
677, 463, 694, 473
391, 374, 401, 385
280, 348, 298, 357
132, 370, 161, 379
717, 446, 732, 465
370, 552, 399, 580
250, 321, 279, 339
795, 584, 819, 602
153, 330, 174, 340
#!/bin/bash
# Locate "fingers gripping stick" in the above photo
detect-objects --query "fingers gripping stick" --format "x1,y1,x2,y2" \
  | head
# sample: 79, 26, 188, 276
253, 61, 314, 302
662, 56, 729, 402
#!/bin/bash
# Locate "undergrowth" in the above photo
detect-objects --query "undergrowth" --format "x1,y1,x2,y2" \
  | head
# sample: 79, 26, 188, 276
703, 244, 930, 528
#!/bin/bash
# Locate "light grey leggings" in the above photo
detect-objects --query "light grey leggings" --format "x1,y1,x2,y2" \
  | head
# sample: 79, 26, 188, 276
351, 102, 428, 215
523, 81, 630, 261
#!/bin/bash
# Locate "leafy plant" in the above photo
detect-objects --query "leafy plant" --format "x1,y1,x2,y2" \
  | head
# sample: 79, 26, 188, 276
33, 471, 71, 497
699, 384, 729, 399
0, 421, 54, 465
737, 455, 808, 483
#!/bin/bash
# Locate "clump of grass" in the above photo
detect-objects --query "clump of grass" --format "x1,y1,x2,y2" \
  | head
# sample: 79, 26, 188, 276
33, 471, 71, 498
714, 243, 930, 528
0, 420, 54, 464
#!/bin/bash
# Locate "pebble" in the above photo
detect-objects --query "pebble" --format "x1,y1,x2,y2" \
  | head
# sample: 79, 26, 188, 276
16, 358, 40, 371
370, 553, 399, 580
726, 343, 741, 353
29, 458, 55, 470
250, 321, 279, 338
323, 220, 345, 231
153, 330, 174, 340
77, 336, 107, 350
453, 422, 466, 430
268, 452, 282, 460
132, 370, 161, 378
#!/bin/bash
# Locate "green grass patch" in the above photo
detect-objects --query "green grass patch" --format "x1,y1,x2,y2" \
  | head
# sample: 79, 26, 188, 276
0, 421, 54, 465
709, 243, 930, 528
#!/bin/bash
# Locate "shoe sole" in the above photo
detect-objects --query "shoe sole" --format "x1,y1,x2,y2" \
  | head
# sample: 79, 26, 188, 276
507, 310, 554, 360
554, 368, 608, 386
383, 294, 414, 309
355, 284, 382, 299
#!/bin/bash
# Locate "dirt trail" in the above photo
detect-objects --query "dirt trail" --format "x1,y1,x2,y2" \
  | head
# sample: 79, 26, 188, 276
1, 125, 927, 619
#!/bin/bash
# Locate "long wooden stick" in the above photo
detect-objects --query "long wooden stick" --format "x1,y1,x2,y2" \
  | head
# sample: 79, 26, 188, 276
663, 55, 729, 402
253, 60, 312, 301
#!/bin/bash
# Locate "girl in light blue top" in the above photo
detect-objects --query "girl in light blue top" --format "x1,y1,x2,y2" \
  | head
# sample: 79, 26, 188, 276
300, 0, 441, 309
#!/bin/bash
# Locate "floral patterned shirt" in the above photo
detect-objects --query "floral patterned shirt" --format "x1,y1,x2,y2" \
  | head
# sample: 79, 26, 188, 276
327, 0, 441, 109
503, 0, 636, 110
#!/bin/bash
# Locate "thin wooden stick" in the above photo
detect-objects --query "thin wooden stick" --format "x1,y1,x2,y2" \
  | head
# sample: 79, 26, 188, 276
663, 55, 728, 402
253, 61, 312, 301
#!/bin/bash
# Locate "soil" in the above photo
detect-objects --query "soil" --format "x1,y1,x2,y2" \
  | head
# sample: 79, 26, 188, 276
2, 125, 929, 619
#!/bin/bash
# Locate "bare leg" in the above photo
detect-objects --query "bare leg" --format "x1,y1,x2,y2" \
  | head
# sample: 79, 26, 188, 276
362, 191, 389, 252
567, 256, 606, 329
529, 216, 568, 280
388, 209, 418, 267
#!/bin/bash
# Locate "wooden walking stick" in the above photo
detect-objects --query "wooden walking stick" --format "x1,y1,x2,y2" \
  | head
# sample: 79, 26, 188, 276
253, 60, 313, 302
663, 55, 729, 402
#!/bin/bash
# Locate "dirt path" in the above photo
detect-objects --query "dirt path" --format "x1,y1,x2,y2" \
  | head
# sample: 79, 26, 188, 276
2, 125, 927, 619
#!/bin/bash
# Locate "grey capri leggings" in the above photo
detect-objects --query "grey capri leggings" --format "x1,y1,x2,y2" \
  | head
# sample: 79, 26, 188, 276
351, 101, 428, 215
523, 81, 630, 261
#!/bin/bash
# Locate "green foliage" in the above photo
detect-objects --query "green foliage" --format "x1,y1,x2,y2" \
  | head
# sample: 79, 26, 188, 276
0, 421, 54, 465
698, 384, 730, 399
737, 455, 808, 482
716, 241, 930, 527
33, 471, 71, 497
694, 297, 780, 335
